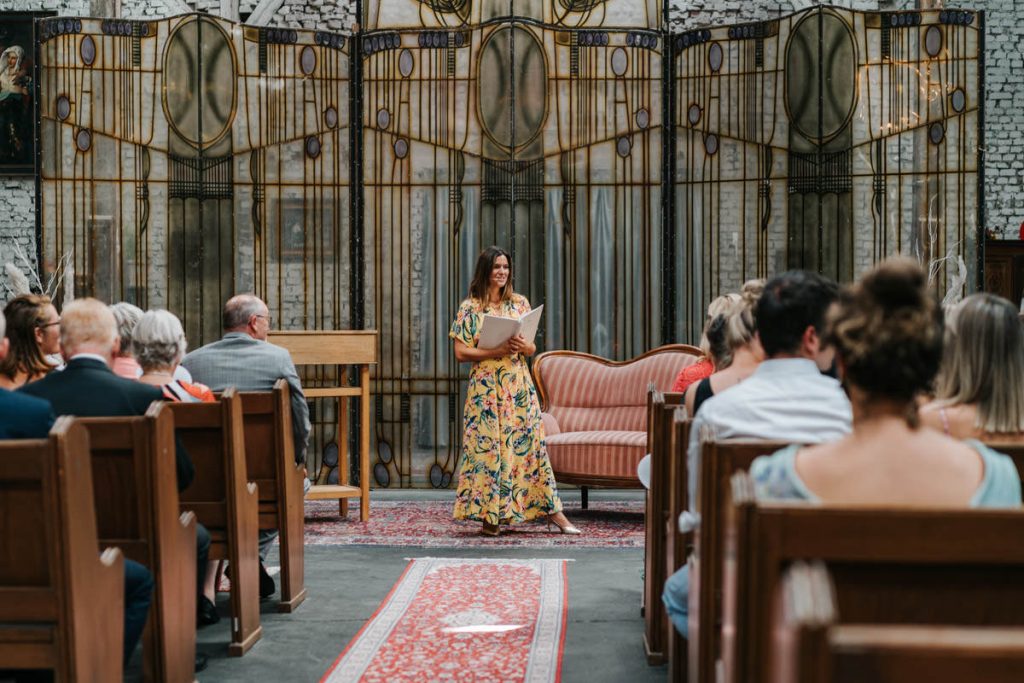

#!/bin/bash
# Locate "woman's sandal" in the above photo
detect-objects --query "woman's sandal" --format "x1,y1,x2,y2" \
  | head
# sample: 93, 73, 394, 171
481, 522, 501, 536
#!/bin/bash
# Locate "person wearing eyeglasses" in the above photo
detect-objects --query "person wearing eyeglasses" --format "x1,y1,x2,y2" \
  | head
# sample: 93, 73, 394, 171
0, 293, 62, 389
181, 293, 311, 600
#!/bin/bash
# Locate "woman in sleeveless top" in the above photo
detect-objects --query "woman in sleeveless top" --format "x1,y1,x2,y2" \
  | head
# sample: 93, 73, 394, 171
685, 279, 765, 416
751, 259, 1021, 508
920, 293, 1024, 443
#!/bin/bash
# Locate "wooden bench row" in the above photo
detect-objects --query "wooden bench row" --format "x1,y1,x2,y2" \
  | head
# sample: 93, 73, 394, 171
0, 380, 306, 682
642, 401, 1024, 683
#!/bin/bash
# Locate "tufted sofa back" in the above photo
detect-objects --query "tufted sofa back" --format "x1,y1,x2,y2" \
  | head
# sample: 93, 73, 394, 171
533, 345, 702, 433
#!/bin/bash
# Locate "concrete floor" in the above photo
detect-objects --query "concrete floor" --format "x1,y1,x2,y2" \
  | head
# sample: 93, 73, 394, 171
192, 490, 667, 682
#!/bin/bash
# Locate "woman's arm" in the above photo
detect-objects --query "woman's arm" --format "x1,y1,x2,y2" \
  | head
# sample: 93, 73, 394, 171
454, 338, 513, 363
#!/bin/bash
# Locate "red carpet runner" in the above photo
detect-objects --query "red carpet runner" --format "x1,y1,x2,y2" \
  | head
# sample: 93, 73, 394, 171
322, 558, 569, 683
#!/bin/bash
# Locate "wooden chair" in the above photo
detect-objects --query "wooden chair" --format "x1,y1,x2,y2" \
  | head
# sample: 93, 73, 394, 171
237, 379, 307, 613
79, 402, 198, 682
0, 417, 124, 681
666, 409, 691, 683
643, 389, 684, 664
723, 472, 1024, 683
169, 388, 262, 656
773, 561, 1024, 683
689, 438, 788, 683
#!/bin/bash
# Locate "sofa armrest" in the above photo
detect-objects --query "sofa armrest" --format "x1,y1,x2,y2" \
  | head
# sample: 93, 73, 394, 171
541, 412, 561, 437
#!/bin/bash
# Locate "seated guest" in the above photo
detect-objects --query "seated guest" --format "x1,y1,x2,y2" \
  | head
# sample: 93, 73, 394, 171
752, 259, 1021, 506
0, 312, 54, 439
134, 308, 219, 621
671, 294, 737, 394
664, 270, 852, 638
182, 293, 311, 599
0, 294, 61, 389
920, 293, 1024, 441
18, 299, 215, 656
684, 280, 765, 416
135, 309, 215, 403
110, 302, 144, 379
0, 307, 154, 668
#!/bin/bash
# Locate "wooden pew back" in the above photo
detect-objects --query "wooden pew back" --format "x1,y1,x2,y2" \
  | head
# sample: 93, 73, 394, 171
666, 410, 691, 682
725, 472, 1024, 683
79, 403, 197, 682
169, 388, 262, 655
690, 438, 789, 683
773, 561, 1024, 683
0, 418, 124, 681
237, 379, 307, 612
643, 389, 685, 664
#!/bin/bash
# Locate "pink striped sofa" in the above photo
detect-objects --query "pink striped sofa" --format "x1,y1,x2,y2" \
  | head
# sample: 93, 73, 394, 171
533, 344, 702, 505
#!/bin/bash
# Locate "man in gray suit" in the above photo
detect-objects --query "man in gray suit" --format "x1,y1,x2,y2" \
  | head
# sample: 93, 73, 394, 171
182, 293, 311, 598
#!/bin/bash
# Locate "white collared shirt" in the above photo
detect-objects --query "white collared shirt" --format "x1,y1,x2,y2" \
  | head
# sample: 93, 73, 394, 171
69, 353, 110, 366
686, 357, 852, 510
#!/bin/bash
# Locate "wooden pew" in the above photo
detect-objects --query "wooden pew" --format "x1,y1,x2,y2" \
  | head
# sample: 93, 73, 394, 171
237, 379, 307, 613
0, 418, 125, 681
689, 438, 788, 683
665, 410, 692, 682
643, 388, 685, 664
169, 388, 262, 656
723, 471, 1024, 683
773, 561, 1024, 683
79, 402, 198, 683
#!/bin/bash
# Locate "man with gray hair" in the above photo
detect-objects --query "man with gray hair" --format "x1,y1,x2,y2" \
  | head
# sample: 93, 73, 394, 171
181, 293, 311, 599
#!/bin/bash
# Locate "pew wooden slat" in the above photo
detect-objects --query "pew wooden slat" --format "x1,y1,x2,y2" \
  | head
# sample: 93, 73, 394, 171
773, 561, 1024, 683
0, 418, 124, 681
238, 379, 307, 613
80, 402, 198, 683
689, 438, 789, 683
666, 410, 691, 683
724, 472, 1024, 683
170, 388, 262, 656
643, 389, 685, 664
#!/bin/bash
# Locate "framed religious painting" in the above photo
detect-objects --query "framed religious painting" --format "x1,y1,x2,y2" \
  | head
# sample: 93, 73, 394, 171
0, 12, 50, 175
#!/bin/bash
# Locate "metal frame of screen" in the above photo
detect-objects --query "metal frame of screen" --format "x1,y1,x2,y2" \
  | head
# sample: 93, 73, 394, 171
35, 2, 982, 488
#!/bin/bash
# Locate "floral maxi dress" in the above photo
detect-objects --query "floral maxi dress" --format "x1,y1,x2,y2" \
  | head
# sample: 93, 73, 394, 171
449, 294, 563, 525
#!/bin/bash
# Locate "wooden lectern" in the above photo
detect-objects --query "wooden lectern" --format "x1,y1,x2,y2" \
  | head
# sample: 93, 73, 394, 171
267, 330, 378, 520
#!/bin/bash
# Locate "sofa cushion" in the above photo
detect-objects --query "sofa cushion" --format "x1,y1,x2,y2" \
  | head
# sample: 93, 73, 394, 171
546, 430, 648, 481
534, 348, 701, 433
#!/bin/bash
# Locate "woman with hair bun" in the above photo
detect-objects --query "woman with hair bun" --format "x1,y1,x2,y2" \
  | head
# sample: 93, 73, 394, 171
920, 293, 1024, 441
671, 294, 737, 394
0, 294, 61, 389
683, 279, 765, 416
750, 258, 1020, 507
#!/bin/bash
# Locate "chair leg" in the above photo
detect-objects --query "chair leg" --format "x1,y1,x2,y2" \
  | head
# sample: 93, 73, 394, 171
581, 486, 589, 509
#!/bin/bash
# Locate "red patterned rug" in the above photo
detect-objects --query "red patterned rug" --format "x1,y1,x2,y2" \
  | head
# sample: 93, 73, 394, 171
321, 558, 568, 683
304, 499, 644, 548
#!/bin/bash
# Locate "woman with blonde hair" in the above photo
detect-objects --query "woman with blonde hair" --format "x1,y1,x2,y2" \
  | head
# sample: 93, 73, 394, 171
920, 293, 1024, 441
671, 293, 738, 393
683, 280, 765, 416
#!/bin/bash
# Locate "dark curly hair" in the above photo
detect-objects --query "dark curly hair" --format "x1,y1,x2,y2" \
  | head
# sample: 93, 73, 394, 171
826, 258, 943, 423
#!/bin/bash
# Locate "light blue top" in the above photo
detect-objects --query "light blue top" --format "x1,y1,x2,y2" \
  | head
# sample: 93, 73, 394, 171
750, 440, 1023, 508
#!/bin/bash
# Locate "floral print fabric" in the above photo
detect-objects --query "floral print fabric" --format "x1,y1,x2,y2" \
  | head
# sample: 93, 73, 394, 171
449, 294, 563, 525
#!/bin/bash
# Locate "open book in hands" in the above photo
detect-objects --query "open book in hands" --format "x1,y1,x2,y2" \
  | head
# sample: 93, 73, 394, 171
477, 305, 544, 350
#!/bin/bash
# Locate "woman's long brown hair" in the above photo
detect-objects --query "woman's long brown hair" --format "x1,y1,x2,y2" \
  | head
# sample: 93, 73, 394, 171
468, 245, 514, 303
0, 294, 54, 382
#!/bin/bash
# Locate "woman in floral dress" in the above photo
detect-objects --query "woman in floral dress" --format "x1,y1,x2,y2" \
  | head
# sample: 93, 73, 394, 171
450, 246, 580, 537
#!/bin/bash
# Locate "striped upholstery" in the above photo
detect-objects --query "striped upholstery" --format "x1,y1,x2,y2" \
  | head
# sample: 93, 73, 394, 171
546, 430, 648, 480
534, 345, 701, 484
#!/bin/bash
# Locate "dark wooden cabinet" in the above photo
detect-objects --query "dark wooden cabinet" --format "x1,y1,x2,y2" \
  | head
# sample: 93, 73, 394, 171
984, 240, 1024, 306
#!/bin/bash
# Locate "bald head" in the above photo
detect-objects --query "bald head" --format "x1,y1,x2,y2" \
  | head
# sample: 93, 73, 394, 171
60, 298, 119, 363
223, 294, 270, 340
